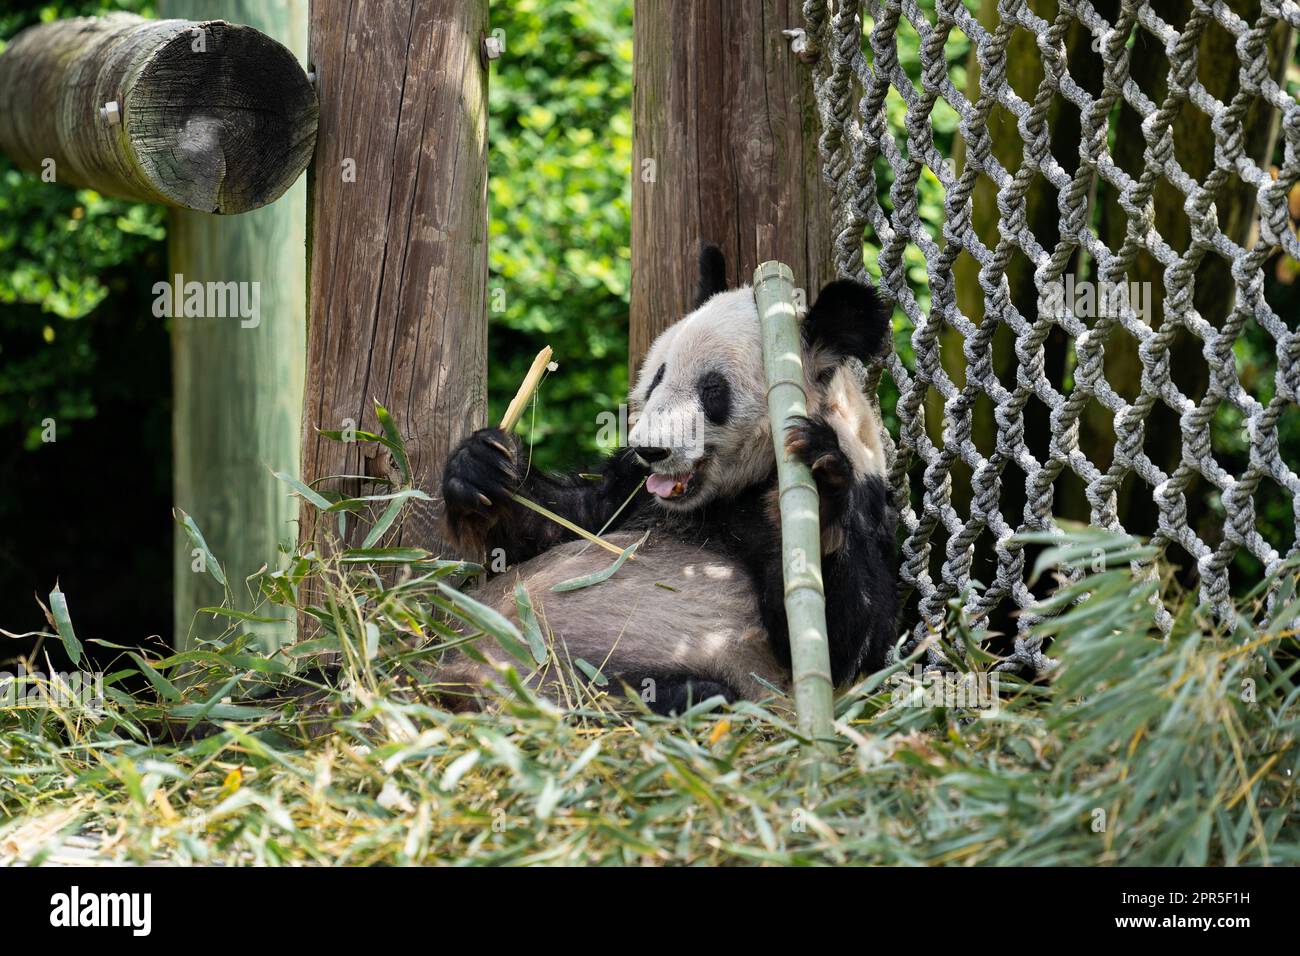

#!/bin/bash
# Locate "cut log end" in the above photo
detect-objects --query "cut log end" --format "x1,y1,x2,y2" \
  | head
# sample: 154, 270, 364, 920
0, 15, 318, 214
130, 21, 318, 214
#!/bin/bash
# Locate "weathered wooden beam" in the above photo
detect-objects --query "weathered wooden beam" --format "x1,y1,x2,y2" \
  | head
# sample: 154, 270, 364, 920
163, 0, 308, 653
630, 0, 833, 371
0, 13, 317, 214
299, 0, 488, 563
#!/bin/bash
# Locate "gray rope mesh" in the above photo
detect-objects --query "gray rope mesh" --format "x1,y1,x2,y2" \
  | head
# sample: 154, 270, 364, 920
800, 0, 1300, 672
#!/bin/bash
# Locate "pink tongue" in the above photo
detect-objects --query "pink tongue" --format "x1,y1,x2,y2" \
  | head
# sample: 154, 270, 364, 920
646, 472, 685, 498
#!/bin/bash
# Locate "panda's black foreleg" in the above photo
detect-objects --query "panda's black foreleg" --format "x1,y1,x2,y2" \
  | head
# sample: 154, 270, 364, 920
783, 415, 856, 525
644, 677, 736, 716
442, 428, 649, 564
744, 416, 899, 685
746, 485, 897, 686
821, 475, 899, 679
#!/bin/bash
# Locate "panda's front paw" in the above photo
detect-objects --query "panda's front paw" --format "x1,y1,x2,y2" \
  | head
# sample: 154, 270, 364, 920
441, 428, 519, 549
785, 415, 854, 508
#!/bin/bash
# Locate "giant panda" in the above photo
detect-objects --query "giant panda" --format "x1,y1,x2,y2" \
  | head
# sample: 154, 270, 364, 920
437, 246, 898, 714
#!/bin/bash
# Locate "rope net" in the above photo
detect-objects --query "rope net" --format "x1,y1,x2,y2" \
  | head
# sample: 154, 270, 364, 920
800, 0, 1300, 670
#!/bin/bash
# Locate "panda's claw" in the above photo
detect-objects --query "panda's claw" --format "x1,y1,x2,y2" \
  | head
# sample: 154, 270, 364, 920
811, 452, 848, 483
484, 437, 514, 460
444, 475, 492, 514
464, 433, 516, 474
785, 415, 853, 500
464, 430, 520, 481
442, 428, 524, 548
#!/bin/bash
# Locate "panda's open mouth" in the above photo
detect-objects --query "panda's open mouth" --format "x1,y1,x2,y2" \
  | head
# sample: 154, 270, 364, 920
646, 470, 695, 500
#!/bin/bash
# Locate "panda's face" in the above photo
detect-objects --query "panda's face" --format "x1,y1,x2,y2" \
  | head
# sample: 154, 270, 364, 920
627, 288, 773, 510
627, 247, 892, 511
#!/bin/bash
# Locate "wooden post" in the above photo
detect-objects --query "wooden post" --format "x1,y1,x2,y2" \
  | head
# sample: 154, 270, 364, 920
0, 13, 316, 213
630, 0, 832, 370
163, 0, 308, 653
300, 0, 488, 562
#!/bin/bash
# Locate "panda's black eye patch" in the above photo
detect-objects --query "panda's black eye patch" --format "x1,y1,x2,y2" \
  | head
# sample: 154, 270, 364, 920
645, 363, 665, 401
697, 370, 731, 425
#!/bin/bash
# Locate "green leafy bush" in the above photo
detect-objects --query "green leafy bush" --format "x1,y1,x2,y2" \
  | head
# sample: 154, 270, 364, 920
486, 0, 633, 471
0, 0, 162, 450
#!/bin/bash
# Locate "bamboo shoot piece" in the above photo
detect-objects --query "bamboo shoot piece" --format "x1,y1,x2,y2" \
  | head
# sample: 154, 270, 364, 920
498, 346, 631, 562
499, 346, 554, 432
753, 260, 834, 754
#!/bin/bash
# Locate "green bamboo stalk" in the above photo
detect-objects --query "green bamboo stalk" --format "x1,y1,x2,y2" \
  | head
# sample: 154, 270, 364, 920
753, 261, 835, 757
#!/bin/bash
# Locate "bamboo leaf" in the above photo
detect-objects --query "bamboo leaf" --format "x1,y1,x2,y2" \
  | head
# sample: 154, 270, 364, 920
166, 702, 270, 720
286, 635, 342, 658
318, 428, 385, 443
173, 508, 226, 587
535, 776, 562, 819
440, 750, 479, 791
435, 582, 530, 666
127, 652, 181, 702
574, 658, 608, 686
411, 560, 484, 577
196, 607, 286, 624
272, 470, 332, 511
183, 673, 244, 734
552, 531, 648, 592
514, 583, 549, 664
373, 402, 412, 486
339, 547, 430, 564
361, 495, 407, 548
47, 584, 82, 668
326, 489, 432, 514
509, 492, 631, 560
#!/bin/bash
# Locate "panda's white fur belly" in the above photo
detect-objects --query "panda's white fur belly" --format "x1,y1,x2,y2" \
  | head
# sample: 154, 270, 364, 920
436, 533, 788, 706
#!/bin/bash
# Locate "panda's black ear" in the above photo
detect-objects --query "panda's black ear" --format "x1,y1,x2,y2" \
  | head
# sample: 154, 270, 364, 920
695, 243, 728, 309
802, 279, 892, 368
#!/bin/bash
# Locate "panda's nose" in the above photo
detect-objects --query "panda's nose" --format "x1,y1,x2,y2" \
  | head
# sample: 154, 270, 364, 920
635, 446, 671, 463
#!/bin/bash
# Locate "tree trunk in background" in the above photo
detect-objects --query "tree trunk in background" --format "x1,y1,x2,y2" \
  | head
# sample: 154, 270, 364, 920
630, 0, 832, 372
300, 0, 488, 570
946, 0, 1106, 525
164, 0, 308, 652
1088, 3, 1291, 536
950, 0, 1288, 543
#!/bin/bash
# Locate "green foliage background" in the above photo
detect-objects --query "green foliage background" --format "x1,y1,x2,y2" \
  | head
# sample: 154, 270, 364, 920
0, 0, 1295, 638
486, 0, 633, 472
0, 1, 174, 641
0, 0, 163, 451
0, 0, 634, 478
